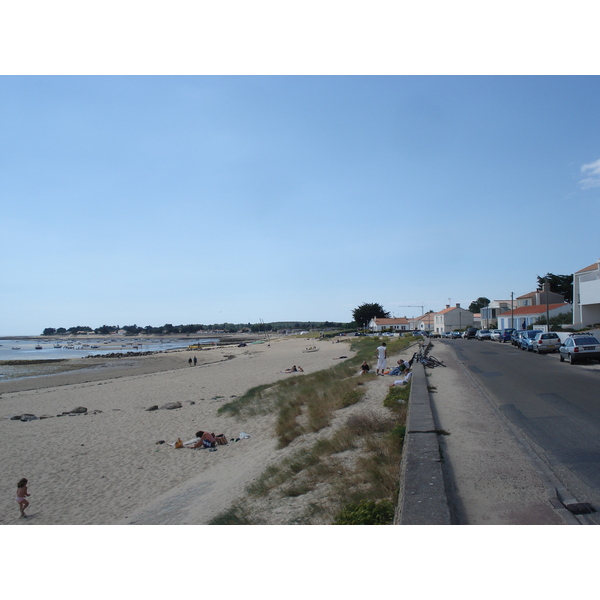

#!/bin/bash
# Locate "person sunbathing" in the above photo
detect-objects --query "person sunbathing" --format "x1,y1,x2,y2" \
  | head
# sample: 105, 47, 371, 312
389, 370, 413, 387
189, 431, 217, 448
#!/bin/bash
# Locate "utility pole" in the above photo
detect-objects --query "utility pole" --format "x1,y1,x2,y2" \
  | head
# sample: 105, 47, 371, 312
511, 292, 514, 330
545, 277, 550, 332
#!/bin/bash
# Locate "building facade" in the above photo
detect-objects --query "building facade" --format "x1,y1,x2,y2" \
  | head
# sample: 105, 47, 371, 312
433, 304, 474, 333
573, 260, 600, 327
497, 303, 572, 330
368, 317, 410, 332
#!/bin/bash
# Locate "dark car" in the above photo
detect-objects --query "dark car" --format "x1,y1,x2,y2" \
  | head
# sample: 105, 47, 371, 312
520, 330, 543, 351
463, 327, 478, 339
498, 328, 515, 343
559, 334, 600, 364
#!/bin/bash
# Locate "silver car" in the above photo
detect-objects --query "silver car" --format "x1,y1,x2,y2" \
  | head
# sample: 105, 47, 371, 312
532, 332, 561, 353
559, 334, 600, 364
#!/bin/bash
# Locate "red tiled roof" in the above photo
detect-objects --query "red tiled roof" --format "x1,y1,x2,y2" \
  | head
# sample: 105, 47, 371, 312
371, 317, 409, 324
498, 303, 568, 316
575, 262, 599, 274
435, 306, 466, 315
516, 291, 536, 299
415, 313, 434, 322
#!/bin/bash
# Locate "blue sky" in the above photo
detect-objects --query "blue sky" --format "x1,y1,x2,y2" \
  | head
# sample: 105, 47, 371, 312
2, 75, 600, 335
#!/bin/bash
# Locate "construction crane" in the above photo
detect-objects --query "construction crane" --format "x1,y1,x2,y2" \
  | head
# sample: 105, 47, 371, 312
398, 304, 425, 316
398, 304, 429, 333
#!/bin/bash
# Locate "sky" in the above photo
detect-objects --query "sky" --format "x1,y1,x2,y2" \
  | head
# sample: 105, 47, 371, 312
1, 4, 599, 336
2, 75, 600, 335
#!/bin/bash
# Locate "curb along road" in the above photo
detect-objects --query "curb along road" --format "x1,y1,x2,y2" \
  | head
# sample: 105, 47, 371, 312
394, 341, 452, 525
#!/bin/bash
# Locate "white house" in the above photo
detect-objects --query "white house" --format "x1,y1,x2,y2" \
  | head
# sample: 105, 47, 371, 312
573, 260, 600, 327
516, 283, 564, 308
409, 312, 435, 332
433, 304, 474, 333
497, 303, 572, 330
480, 300, 512, 328
368, 317, 410, 332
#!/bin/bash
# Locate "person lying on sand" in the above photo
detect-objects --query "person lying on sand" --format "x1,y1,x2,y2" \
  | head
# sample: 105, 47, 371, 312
389, 370, 413, 387
282, 365, 303, 373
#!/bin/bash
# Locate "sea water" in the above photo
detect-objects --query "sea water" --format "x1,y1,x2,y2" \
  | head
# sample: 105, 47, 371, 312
0, 337, 219, 380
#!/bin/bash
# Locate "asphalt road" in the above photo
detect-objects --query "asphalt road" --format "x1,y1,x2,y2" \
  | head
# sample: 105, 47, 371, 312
440, 337, 600, 524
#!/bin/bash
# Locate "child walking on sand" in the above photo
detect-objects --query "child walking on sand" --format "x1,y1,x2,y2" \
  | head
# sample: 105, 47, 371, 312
17, 478, 30, 518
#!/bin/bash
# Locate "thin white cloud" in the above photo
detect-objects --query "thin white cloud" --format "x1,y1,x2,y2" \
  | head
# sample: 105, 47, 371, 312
580, 158, 600, 189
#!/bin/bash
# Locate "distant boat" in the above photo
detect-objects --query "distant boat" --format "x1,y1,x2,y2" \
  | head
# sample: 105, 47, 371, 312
35, 345, 43, 349
90, 345, 99, 348
54, 343, 62, 348
12, 347, 21, 350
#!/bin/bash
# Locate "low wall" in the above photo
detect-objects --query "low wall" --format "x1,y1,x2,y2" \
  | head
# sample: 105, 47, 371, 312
394, 343, 452, 525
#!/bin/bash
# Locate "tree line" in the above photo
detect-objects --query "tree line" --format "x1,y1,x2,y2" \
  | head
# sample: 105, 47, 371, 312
41, 320, 352, 336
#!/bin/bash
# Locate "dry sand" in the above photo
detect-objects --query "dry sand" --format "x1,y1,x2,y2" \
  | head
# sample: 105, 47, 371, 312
0, 336, 355, 525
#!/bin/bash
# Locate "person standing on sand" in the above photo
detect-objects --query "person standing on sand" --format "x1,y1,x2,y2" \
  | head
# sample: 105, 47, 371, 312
193, 356, 197, 366
376, 342, 387, 375
17, 478, 30, 518
188, 357, 193, 366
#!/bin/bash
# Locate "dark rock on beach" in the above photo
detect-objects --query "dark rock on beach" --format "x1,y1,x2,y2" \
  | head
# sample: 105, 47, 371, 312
86, 351, 157, 359
146, 405, 159, 411
71, 406, 88, 413
20, 414, 38, 421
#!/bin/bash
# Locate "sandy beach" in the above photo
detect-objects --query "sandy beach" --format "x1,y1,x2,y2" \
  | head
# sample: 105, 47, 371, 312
0, 336, 358, 525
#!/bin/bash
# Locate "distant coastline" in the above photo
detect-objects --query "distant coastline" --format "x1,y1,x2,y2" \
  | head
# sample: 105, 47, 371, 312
0, 333, 267, 382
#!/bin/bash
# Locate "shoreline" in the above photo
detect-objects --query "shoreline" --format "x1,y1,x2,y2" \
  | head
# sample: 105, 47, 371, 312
0, 333, 272, 389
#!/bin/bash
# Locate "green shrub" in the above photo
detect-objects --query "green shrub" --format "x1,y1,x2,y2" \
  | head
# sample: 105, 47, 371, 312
207, 504, 257, 525
384, 383, 410, 409
334, 499, 395, 525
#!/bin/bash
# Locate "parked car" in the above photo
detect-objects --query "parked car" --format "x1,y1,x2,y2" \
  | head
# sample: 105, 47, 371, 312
463, 327, 478, 339
450, 331, 462, 339
476, 329, 492, 340
559, 334, 600, 364
498, 328, 515, 343
520, 330, 544, 351
490, 329, 502, 341
511, 330, 527, 346
532, 332, 561, 353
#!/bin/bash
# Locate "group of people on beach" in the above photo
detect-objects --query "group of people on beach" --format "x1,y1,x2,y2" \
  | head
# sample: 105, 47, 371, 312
359, 342, 414, 387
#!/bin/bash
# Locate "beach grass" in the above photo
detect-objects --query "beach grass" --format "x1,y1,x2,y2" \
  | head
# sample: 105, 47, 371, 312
208, 335, 415, 524
220, 335, 414, 448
